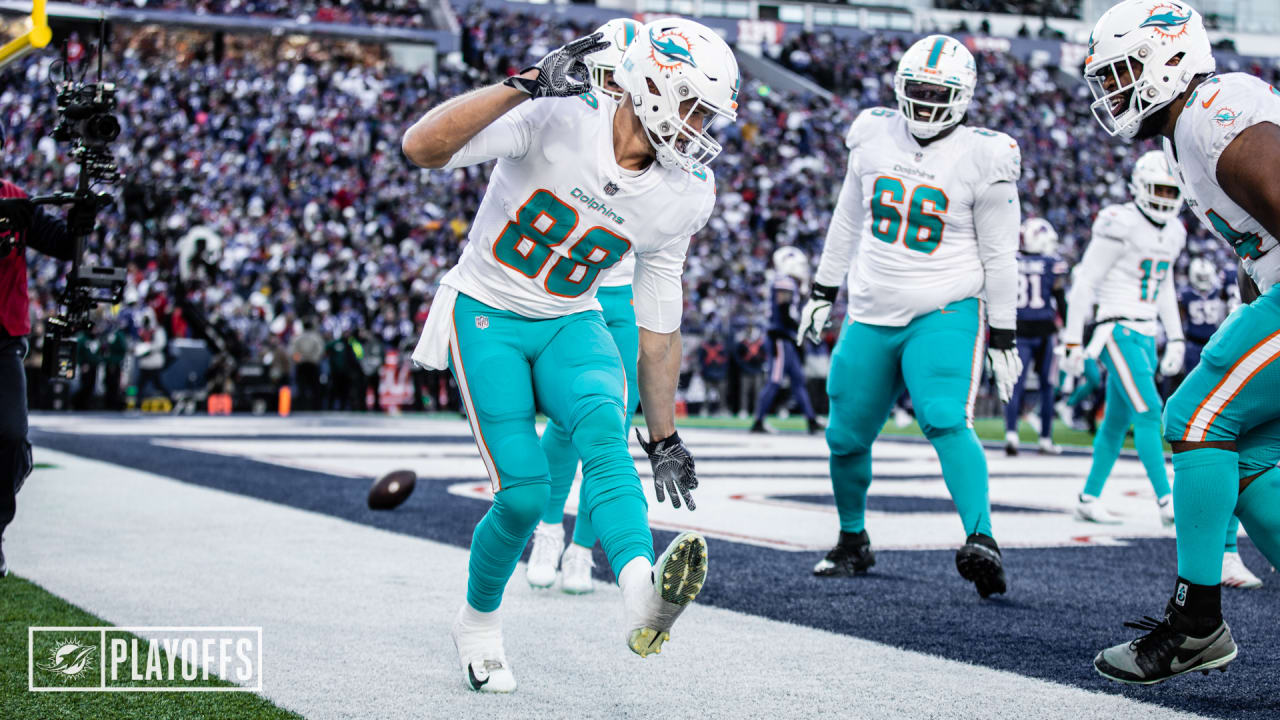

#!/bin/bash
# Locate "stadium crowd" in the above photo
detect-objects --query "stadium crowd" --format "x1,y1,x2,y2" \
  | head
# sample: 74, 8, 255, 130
2, 5, 1261, 418
85, 0, 433, 29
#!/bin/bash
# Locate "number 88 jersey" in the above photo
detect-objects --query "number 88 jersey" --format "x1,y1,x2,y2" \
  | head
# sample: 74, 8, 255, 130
838, 107, 1020, 326
437, 93, 715, 334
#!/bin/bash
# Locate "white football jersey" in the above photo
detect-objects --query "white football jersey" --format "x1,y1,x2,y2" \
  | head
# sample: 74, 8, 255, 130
438, 92, 714, 332
1065, 203, 1186, 342
1164, 72, 1280, 292
823, 108, 1021, 326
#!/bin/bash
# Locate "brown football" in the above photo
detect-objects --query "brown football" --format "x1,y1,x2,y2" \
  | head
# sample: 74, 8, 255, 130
367, 469, 417, 510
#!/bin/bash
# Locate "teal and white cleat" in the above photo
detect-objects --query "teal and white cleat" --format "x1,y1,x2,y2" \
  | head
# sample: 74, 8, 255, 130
1222, 551, 1263, 589
560, 543, 595, 595
451, 612, 517, 693
626, 531, 708, 658
525, 522, 563, 589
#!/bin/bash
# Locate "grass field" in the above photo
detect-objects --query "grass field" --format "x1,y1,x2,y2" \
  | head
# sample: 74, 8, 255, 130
0, 575, 299, 720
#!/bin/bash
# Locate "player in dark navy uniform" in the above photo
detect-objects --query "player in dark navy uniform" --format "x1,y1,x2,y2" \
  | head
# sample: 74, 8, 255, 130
1180, 257, 1231, 379
1004, 219, 1067, 455
751, 247, 821, 434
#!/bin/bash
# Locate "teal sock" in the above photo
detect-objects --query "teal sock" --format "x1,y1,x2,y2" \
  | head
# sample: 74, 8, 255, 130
1235, 467, 1280, 570
571, 481, 598, 548
1082, 407, 1126, 497
573, 405, 652, 577
1172, 448, 1239, 585
539, 421, 580, 526
930, 428, 992, 537
1225, 516, 1240, 553
466, 483, 551, 612
830, 448, 872, 533
1133, 416, 1172, 498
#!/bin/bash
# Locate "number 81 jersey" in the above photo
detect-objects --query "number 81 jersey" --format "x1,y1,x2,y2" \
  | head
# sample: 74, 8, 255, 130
438, 94, 715, 332
840, 107, 1020, 326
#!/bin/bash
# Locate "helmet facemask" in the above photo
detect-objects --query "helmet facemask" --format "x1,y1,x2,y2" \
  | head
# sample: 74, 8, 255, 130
633, 77, 735, 171
1134, 178, 1183, 224
1085, 49, 1182, 139
588, 62, 623, 101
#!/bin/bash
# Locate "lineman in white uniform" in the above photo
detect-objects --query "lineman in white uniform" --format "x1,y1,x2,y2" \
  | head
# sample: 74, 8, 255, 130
1062, 151, 1186, 526
403, 19, 740, 692
796, 34, 1024, 597
1085, 0, 1280, 684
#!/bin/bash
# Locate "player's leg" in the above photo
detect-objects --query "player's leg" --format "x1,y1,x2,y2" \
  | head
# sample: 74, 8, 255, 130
1110, 329, 1172, 519
901, 298, 1005, 597
528, 418, 577, 588
814, 317, 902, 577
1035, 334, 1060, 452
781, 342, 820, 430
1222, 417, 1280, 589
448, 296, 551, 693
751, 339, 786, 432
1003, 335, 1036, 455
1076, 334, 1147, 523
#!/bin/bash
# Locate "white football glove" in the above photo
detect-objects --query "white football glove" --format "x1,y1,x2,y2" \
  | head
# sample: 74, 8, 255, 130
1059, 343, 1086, 378
986, 329, 1022, 405
797, 283, 838, 345
1160, 339, 1185, 377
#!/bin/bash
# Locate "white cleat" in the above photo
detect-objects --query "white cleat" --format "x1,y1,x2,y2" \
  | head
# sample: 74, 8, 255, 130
1222, 551, 1263, 589
1055, 400, 1074, 426
451, 611, 517, 693
1157, 495, 1175, 527
1004, 430, 1019, 457
625, 531, 708, 658
560, 543, 595, 595
1038, 438, 1062, 455
525, 522, 563, 589
1075, 494, 1123, 525
893, 408, 913, 429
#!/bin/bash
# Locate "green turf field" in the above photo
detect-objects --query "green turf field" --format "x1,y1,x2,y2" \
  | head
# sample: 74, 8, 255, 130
0, 575, 299, 720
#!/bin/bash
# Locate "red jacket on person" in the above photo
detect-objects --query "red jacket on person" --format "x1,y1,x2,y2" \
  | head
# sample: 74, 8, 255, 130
0, 180, 78, 337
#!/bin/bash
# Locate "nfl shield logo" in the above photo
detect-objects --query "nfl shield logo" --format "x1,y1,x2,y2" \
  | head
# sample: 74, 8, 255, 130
604, 182, 619, 196
475, 316, 489, 330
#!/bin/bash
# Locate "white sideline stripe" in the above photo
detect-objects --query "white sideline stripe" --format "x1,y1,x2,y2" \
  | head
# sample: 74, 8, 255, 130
449, 319, 499, 492
10, 448, 1208, 720
966, 299, 985, 427
1184, 331, 1280, 442
1105, 336, 1148, 414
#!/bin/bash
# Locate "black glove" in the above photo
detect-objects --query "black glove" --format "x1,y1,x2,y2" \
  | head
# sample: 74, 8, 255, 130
635, 429, 698, 511
0, 197, 34, 233
67, 202, 97, 236
503, 33, 609, 99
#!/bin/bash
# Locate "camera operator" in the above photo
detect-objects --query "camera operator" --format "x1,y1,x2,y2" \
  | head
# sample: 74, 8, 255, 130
0, 176, 93, 577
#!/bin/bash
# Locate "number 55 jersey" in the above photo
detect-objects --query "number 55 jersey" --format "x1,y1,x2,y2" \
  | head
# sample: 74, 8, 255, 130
435, 93, 713, 333
815, 107, 1021, 327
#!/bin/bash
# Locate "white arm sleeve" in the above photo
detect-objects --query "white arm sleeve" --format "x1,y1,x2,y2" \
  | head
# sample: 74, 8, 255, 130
1157, 262, 1184, 342
973, 181, 1021, 331
815, 153, 864, 289
633, 235, 689, 334
1064, 236, 1125, 344
440, 103, 538, 170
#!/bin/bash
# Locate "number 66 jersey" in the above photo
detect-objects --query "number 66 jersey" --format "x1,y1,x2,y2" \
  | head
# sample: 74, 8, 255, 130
815, 107, 1022, 327
433, 94, 714, 334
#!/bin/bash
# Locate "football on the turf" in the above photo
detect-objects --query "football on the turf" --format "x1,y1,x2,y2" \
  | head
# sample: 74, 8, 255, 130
367, 469, 416, 510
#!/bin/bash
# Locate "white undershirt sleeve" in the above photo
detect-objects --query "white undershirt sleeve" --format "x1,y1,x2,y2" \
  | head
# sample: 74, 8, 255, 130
441, 104, 536, 170
1157, 267, 1184, 343
633, 235, 689, 334
814, 153, 865, 289
1064, 236, 1125, 345
973, 180, 1021, 331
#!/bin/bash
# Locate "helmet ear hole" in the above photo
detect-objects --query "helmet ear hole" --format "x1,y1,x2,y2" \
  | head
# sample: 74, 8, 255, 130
1166, 52, 1185, 67
646, 78, 662, 96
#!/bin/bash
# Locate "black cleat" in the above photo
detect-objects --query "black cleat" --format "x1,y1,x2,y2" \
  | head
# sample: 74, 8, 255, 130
955, 533, 1006, 597
1094, 601, 1237, 685
749, 419, 774, 434
813, 530, 876, 576
807, 418, 825, 435
1004, 442, 1018, 457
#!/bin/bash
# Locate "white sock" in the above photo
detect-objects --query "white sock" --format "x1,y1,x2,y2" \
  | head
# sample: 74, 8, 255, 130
457, 602, 501, 631
1005, 430, 1018, 444
564, 543, 592, 561
538, 521, 564, 536
1079, 493, 1099, 503
618, 556, 652, 607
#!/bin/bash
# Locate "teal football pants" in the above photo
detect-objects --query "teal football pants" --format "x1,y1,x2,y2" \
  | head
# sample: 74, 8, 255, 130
1163, 285, 1280, 585
1080, 326, 1171, 501
448, 293, 652, 612
825, 298, 993, 539
540, 285, 640, 550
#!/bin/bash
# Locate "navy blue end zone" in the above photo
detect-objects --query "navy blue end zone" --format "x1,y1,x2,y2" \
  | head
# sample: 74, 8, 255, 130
30, 428, 1279, 719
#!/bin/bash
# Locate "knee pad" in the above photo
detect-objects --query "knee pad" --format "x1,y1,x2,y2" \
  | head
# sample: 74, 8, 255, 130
488, 430, 550, 488
570, 404, 629, 472
825, 416, 876, 458
915, 399, 967, 439
492, 483, 551, 534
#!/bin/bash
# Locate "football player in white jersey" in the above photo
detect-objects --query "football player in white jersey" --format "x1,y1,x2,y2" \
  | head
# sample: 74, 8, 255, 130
525, 17, 643, 596
402, 19, 739, 692
796, 35, 1023, 597
1061, 151, 1186, 526
1085, 0, 1280, 684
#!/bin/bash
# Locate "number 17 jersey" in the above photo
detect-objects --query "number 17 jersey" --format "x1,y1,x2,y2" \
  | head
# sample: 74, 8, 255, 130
437, 94, 715, 334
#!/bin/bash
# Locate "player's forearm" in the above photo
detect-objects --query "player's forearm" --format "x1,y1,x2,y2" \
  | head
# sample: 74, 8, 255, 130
402, 76, 532, 169
1157, 277, 1185, 342
637, 327, 682, 441
814, 158, 864, 288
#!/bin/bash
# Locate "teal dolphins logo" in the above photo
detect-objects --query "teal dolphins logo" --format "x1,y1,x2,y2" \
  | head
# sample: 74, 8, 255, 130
650, 27, 697, 69
1140, 10, 1192, 30
1214, 108, 1240, 126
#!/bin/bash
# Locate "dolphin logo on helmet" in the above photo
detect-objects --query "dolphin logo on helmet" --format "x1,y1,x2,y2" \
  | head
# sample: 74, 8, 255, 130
651, 28, 698, 69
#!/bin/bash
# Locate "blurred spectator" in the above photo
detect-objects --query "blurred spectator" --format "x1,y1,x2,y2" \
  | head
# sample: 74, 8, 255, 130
289, 318, 326, 410
698, 332, 730, 416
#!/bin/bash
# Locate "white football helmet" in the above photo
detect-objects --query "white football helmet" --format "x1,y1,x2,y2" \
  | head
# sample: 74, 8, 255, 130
1084, 0, 1215, 139
1188, 256, 1221, 293
894, 35, 977, 139
585, 18, 642, 101
615, 18, 740, 171
1020, 218, 1059, 256
773, 246, 809, 283
1130, 150, 1184, 223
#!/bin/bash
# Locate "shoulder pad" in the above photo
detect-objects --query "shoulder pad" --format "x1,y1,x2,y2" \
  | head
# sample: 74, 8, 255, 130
1093, 204, 1134, 241
846, 107, 898, 148
970, 127, 1021, 184
1180, 73, 1280, 164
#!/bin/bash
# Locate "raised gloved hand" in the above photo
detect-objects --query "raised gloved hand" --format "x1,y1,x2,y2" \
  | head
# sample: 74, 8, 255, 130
986, 328, 1023, 404
1059, 343, 1086, 378
797, 283, 838, 346
503, 32, 610, 99
636, 429, 698, 511
1160, 339, 1185, 377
